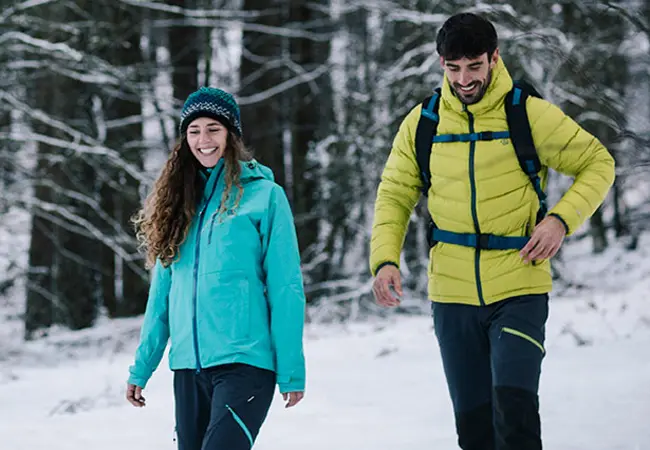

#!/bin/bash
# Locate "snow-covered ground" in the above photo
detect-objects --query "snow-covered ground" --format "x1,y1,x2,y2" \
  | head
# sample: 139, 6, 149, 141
1, 225, 649, 449
1, 281, 649, 450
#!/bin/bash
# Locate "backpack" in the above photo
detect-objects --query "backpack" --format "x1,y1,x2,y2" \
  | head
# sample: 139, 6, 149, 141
414, 81, 548, 251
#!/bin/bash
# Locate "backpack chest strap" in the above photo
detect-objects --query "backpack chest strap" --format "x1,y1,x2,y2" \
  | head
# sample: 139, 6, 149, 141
432, 130, 510, 143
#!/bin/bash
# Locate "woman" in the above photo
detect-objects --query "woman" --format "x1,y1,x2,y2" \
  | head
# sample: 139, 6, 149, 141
126, 86, 306, 450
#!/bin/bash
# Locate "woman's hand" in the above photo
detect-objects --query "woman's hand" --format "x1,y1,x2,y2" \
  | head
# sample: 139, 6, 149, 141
126, 383, 146, 407
282, 391, 304, 408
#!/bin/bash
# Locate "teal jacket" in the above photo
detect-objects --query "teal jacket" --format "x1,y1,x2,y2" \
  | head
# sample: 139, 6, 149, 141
128, 159, 306, 394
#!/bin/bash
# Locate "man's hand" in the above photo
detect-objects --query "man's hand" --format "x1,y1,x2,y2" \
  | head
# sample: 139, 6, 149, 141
126, 383, 146, 407
282, 391, 304, 408
520, 215, 567, 263
372, 265, 402, 307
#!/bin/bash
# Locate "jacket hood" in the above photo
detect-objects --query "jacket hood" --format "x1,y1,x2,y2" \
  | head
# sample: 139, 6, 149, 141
239, 159, 275, 183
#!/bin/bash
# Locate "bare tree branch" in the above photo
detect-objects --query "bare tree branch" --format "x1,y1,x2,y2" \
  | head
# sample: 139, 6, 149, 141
238, 64, 328, 105
0, 0, 58, 22
118, 0, 272, 19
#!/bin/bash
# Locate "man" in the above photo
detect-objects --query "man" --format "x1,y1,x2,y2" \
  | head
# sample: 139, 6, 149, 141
369, 12, 615, 450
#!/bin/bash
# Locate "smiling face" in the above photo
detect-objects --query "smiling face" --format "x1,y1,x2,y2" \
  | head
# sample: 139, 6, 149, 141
441, 49, 499, 105
185, 117, 229, 167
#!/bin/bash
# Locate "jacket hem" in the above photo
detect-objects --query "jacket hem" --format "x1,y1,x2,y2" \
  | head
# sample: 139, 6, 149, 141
428, 287, 551, 306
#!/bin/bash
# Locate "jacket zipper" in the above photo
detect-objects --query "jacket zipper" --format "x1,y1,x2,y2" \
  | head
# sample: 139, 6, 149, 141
191, 165, 224, 373
465, 106, 485, 306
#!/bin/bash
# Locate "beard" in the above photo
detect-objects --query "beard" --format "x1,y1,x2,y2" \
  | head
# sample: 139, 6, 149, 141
453, 70, 492, 105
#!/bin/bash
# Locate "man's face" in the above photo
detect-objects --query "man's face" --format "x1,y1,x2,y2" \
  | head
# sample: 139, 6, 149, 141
441, 49, 499, 105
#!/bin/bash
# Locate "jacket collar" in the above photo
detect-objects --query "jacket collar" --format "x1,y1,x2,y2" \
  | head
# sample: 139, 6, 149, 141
198, 158, 275, 207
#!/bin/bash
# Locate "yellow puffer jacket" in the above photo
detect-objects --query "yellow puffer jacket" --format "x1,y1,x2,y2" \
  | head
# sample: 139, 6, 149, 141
369, 58, 615, 305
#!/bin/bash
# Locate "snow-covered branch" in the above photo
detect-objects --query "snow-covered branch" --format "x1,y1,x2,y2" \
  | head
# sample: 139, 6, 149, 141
237, 64, 328, 105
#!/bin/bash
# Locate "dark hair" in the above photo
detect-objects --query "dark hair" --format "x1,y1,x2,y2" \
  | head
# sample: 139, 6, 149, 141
436, 13, 498, 61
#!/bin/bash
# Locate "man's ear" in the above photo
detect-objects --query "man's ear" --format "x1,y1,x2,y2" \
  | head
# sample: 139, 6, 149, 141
490, 48, 500, 67
439, 56, 445, 68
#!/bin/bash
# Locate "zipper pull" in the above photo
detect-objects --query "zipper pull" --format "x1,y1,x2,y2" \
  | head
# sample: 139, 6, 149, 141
208, 213, 215, 245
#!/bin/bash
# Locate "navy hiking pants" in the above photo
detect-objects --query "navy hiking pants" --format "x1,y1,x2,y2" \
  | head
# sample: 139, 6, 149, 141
174, 363, 276, 450
431, 293, 549, 450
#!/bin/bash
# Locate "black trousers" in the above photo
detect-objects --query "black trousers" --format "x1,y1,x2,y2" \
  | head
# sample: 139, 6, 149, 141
432, 294, 549, 450
173, 363, 276, 450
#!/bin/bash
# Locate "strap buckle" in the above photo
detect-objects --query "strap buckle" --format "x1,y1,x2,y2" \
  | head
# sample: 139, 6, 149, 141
477, 233, 491, 249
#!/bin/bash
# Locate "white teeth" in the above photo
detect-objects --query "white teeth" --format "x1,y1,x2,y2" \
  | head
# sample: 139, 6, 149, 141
199, 147, 217, 154
460, 85, 476, 92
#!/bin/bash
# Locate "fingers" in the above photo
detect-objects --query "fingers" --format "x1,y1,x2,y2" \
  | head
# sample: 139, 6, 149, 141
391, 275, 403, 297
284, 392, 304, 408
519, 231, 540, 263
521, 227, 562, 263
374, 279, 399, 307
372, 272, 401, 308
126, 384, 146, 407
547, 241, 562, 259
526, 240, 546, 262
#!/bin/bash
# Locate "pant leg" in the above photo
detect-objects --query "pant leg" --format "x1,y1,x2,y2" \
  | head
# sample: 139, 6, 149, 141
174, 370, 214, 450
431, 302, 495, 450
202, 363, 276, 450
488, 294, 549, 450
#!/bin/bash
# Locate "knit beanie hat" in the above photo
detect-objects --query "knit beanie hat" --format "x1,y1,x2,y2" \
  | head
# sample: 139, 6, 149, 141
179, 87, 242, 136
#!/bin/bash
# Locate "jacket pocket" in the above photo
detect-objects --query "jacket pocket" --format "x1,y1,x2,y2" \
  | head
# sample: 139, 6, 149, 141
428, 244, 436, 276
201, 270, 251, 342
207, 211, 222, 245
501, 326, 545, 354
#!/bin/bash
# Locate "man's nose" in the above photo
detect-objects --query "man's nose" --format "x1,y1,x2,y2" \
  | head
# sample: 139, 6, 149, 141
458, 71, 472, 86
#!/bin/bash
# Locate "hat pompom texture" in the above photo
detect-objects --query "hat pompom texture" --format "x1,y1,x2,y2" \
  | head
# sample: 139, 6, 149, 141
179, 87, 242, 136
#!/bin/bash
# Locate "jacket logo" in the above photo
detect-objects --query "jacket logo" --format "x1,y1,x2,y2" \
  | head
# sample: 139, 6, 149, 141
500, 139, 509, 145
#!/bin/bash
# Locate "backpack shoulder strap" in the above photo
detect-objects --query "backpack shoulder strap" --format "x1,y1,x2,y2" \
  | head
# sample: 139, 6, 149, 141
414, 87, 442, 197
505, 81, 547, 223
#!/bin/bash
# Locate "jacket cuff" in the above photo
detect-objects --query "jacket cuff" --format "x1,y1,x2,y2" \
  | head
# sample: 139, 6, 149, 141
374, 261, 398, 276
277, 375, 305, 394
127, 373, 149, 389
549, 213, 570, 235
128, 364, 152, 389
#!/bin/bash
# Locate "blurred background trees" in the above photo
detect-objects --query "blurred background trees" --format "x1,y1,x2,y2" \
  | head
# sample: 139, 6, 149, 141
1, 0, 647, 336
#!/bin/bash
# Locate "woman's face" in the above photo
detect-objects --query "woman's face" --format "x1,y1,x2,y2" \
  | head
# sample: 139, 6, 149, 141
186, 117, 228, 168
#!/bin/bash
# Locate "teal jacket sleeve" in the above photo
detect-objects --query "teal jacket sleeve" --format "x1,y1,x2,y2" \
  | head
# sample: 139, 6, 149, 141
127, 259, 171, 388
261, 184, 307, 394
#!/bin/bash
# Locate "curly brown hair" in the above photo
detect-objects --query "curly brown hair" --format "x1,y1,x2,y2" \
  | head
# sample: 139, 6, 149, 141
133, 131, 253, 269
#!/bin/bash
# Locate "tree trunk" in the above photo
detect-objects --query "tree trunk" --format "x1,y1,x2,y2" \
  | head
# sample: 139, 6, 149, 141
286, 0, 329, 257
168, 0, 201, 119
559, 3, 628, 253
25, 3, 100, 338
239, 0, 285, 185
93, 2, 149, 317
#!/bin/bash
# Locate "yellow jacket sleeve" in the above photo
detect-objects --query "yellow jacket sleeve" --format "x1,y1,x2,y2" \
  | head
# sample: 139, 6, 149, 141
527, 97, 615, 235
369, 105, 423, 276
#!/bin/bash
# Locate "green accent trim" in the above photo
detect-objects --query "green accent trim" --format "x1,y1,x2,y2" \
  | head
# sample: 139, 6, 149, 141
226, 404, 253, 447
502, 327, 545, 354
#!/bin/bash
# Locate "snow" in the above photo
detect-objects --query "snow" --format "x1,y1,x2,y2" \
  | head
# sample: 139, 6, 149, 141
1, 190, 649, 449
1, 272, 650, 449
